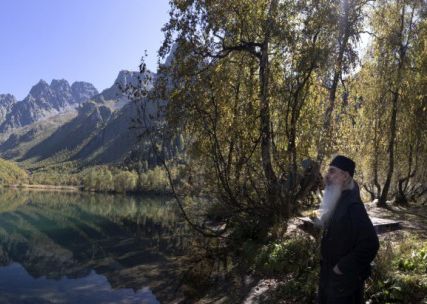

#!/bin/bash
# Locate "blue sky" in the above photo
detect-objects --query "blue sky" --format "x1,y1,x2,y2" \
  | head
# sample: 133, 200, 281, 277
0, 0, 170, 99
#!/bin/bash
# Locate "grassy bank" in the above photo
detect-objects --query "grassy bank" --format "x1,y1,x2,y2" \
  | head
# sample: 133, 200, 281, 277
183, 204, 427, 304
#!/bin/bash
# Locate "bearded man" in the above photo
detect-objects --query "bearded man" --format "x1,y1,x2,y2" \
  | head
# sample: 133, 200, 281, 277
318, 155, 379, 304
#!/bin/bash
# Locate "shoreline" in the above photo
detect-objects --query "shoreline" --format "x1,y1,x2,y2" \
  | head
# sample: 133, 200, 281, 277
2, 184, 173, 196
4, 184, 82, 192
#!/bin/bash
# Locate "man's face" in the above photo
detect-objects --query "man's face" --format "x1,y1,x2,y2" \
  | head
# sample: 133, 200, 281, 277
324, 166, 348, 188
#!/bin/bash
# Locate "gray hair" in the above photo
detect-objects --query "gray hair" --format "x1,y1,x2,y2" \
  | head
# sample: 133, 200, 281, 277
345, 178, 355, 191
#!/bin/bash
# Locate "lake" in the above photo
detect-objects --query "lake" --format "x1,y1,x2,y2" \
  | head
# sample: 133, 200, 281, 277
0, 189, 192, 304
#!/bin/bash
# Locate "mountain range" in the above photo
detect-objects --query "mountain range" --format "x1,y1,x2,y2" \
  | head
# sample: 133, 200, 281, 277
0, 79, 98, 133
0, 70, 173, 170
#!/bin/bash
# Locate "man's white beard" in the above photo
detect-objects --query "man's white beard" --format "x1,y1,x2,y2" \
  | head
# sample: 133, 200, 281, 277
319, 183, 342, 226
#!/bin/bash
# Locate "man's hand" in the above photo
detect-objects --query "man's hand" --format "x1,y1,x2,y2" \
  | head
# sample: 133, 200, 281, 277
333, 264, 343, 275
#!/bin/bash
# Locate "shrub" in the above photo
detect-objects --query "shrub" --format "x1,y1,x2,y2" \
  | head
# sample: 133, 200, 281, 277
253, 236, 319, 276
246, 235, 320, 303
366, 236, 427, 303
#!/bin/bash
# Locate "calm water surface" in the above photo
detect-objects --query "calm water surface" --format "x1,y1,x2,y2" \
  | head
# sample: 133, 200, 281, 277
0, 189, 191, 304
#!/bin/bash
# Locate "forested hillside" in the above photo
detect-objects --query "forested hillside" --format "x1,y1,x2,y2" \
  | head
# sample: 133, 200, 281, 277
0, 158, 28, 184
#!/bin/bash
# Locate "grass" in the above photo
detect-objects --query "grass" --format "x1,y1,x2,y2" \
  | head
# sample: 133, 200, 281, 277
366, 233, 427, 303
231, 203, 427, 304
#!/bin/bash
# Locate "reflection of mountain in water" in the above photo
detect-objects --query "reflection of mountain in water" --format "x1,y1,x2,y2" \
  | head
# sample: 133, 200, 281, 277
0, 190, 191, 303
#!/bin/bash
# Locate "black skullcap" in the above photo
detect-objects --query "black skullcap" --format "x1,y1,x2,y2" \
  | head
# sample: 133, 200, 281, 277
329, 155, 355, 177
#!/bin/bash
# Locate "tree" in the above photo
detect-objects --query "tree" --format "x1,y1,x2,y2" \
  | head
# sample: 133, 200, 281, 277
114, 171, 138, 193
316, 0, 370, 164
150, 0, 356, 237
335, 0, 427, 206
82, 166, 114, 192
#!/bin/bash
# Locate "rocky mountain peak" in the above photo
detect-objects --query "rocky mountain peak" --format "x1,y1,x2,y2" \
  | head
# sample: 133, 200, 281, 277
0, 78, 99, 132
29, 80, 52, 99
50, 79, 71, 92
0, 94, 16, 125
71, 82, 99, 104
0, 94, 16, 106
92, 70, 146, 104
114, 70, 142, 88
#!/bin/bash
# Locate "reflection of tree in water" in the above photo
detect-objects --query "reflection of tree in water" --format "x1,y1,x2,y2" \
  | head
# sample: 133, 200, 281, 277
0, 189, 193, 302
0, 190, 30, 213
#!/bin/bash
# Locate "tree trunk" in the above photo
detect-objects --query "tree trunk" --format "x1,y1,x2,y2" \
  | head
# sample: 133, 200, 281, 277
379, 88, 398, 207
373, 111, 381, 198
259, 0, 278, 186
317, 0, 351, 165
259, 40, 277, 185
378, 6, 410, 207
258, 0, 286, 219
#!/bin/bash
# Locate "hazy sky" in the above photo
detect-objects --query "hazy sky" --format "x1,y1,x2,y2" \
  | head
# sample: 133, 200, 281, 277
0, 0, 170, 99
